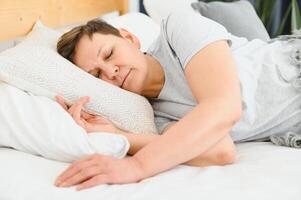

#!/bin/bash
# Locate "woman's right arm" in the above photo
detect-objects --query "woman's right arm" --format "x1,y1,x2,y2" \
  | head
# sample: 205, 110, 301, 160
116, 123, 236, 167
56, 95, 236, 167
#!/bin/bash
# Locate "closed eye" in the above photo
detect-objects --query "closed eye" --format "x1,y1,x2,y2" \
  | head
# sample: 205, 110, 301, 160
105, 49, 113, 60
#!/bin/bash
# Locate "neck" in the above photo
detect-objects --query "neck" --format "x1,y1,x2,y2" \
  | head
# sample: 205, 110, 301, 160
141, 53, 165, 98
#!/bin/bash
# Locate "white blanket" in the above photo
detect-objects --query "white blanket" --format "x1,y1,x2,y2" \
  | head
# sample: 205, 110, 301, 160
1, 142, 300, 200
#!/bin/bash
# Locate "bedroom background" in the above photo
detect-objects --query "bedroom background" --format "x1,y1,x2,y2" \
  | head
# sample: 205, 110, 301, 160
139, 0, 301, 37
0, 0, 301, 199
1, 0, 299, 52
0, 0, 140, 52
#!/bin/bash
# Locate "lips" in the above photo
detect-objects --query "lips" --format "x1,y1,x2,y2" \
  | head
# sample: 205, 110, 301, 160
121, 70, 131, 88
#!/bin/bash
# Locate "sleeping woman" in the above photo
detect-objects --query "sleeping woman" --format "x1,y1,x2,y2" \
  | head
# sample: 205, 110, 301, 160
54, 11, 301, 190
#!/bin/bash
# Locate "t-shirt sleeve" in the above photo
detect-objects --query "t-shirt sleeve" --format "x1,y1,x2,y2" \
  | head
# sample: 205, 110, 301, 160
163, 10, 232, 69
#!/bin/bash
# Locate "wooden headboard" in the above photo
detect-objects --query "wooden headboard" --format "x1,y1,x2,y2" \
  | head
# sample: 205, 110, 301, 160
0, 0, 128, 41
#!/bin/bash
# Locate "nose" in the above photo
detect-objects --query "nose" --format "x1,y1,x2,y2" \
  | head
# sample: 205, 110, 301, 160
102, 64, 119, 80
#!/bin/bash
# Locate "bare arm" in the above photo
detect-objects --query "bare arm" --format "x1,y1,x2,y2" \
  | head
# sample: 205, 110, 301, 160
116, 121, 236, 167
129, 40, 242, 178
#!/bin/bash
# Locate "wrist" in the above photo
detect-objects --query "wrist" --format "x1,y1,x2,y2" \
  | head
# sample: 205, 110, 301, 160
128, 156, 148, 181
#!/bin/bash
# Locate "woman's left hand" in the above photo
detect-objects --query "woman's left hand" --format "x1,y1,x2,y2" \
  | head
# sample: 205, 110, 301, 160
55, 95, 118, 134
55, 154, 145, 190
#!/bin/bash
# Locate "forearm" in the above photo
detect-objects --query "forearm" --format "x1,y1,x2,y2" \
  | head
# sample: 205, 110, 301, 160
115, 129, 160, 156
116, 129, 236, 167
131, 101, 240, 179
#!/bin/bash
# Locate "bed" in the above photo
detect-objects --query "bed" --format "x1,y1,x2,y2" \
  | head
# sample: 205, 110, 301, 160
1, 142, 300, 200
0, 0, 301, 199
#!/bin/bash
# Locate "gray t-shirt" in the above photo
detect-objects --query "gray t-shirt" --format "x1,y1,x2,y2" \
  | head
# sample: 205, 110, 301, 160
146, 11, 301, 142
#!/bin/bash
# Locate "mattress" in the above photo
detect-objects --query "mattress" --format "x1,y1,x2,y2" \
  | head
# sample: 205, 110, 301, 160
1, 142, 300, 200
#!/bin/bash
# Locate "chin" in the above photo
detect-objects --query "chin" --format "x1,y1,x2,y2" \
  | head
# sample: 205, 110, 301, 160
123, 75, 144, 95
127, 86, 143, 95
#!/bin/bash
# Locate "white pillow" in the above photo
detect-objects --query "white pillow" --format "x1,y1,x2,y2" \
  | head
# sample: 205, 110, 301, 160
0, 81, 129, 162
13, 13, 160, 52
0, 19, 158, 135
52, 12, 160, 52
104, 12, 160, 52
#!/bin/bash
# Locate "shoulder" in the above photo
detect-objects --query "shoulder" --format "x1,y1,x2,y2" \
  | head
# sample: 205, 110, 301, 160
158, 10, 232, 69
164, 10, 204, 22
161, 10, 230, 46
163, 10, 227, 32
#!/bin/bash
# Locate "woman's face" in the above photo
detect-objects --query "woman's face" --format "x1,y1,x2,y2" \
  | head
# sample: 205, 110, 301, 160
72, 29, 148, 94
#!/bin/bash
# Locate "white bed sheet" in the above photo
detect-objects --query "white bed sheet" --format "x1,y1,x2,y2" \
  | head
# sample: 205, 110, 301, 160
0, 142, 300, 200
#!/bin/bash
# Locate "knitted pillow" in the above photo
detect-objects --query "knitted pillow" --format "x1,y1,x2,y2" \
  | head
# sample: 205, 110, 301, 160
0, 21, 158, 135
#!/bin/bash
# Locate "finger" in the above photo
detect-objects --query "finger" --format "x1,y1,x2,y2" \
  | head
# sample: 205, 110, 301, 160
81, 110, 94, 120
76, 174, 109, 191
73, 97, 90, 123
70, 97, 90, 121
56, 161, 94, 187
88, 115, 110, 123
59, 165, 101, 187
55, 96, 68, 111
55, 154, 95, 186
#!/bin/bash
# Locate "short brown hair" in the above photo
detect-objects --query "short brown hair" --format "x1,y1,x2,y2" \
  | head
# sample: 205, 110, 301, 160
57, 19, 122, 62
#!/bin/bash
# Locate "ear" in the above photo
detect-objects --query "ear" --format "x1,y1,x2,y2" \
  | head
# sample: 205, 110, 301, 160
118, 28, 141, 49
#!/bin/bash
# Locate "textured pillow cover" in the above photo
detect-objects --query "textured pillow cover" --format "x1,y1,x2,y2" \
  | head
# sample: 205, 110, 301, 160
191, 0, 270, 41
0, 21, 158, 135
0, 81, 129, 162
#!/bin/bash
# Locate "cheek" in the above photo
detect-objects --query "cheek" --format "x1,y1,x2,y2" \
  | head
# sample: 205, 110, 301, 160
127, 69, 147, 94
100, 74, 119, 86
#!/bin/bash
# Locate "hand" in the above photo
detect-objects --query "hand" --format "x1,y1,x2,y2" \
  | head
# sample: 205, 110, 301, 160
55, 95, 117, 133
54, 154, 145, 190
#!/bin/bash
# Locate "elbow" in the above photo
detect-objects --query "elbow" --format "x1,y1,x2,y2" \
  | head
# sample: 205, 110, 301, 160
216, 110, 240, 166
215, 103, 241, 165
216, 145, 236, 165
215, 129, 237, 166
